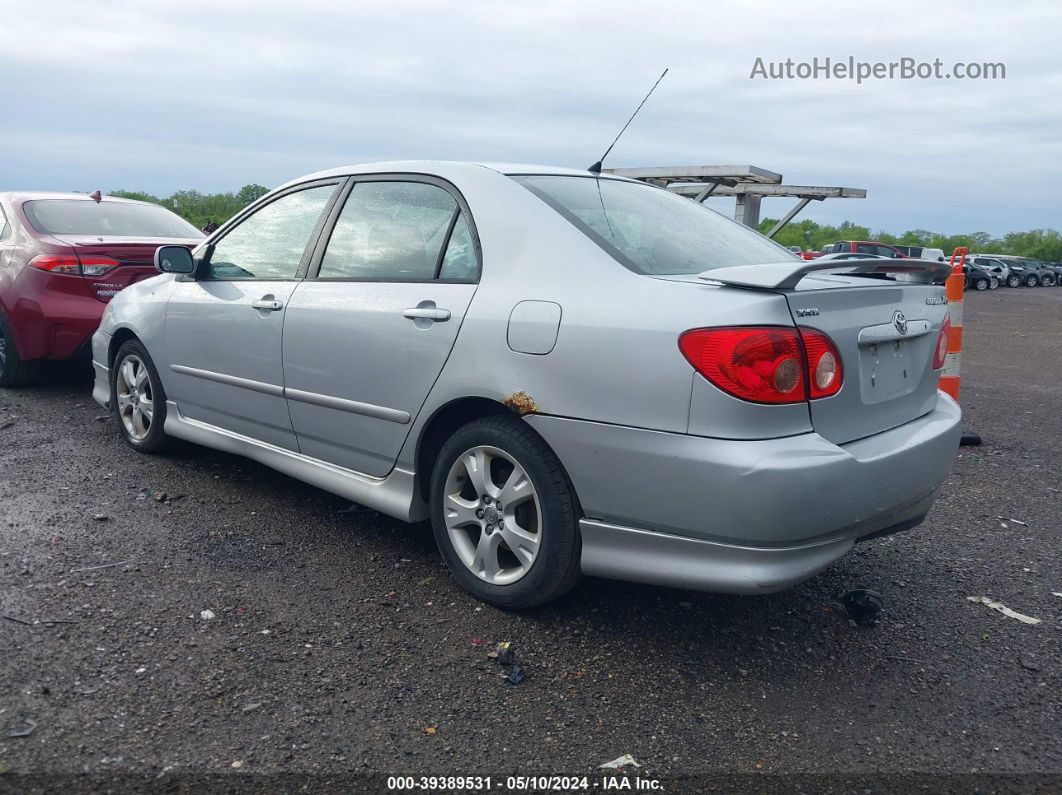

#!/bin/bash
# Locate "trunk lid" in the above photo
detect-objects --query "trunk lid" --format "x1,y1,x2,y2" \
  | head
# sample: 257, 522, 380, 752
783, 273, 948, 444
57, 236, 200, 303
700, 259, 951, 445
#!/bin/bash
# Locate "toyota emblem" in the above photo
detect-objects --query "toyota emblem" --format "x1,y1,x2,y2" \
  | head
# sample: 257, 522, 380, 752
893, 310, 909, 335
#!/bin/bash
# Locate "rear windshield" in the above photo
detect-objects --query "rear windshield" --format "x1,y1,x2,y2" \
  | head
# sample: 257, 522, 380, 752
23, 200, 202, 238
513, 175, 796, 275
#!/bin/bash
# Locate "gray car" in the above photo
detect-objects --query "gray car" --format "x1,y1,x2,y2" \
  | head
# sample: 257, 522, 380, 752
91, 162, 961, 608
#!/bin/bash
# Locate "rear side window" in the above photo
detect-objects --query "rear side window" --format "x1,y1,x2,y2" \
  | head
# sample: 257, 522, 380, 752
319, 181, 469, 281
23, 199, 201, 238
208, 184, 337, 279
0, 205, 9, 240
514, 176, 795, 275
438, 213, 477, 280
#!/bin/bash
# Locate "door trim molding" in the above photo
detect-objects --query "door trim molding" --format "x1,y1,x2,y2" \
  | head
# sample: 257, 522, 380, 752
171, 364, 410, 424
170, 364, 284, 397
285, 386, 411, 424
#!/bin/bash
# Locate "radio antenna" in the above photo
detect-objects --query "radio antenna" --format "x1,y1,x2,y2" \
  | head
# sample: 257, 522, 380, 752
588, 68, 669, 174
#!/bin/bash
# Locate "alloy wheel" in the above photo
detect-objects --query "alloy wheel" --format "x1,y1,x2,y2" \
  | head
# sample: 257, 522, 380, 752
442, 445, 541, 586
115, 354, 154, 441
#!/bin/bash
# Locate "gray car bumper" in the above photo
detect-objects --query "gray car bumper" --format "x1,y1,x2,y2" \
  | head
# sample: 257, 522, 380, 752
528, 392, 961, 593
90, 330, 111, 409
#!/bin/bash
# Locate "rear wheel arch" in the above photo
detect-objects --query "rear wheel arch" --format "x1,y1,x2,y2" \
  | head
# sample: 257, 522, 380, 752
415, 397, 513, 501
414, 397, 583, 516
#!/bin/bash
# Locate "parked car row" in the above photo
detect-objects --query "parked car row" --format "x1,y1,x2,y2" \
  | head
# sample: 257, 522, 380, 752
792, 241, 1062, 291
967, 254, 1061, 288
2, 167, 963, 609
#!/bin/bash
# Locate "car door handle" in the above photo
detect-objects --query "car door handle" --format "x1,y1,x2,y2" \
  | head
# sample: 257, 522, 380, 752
251, 299, 284, 312
403, 306, 451, 322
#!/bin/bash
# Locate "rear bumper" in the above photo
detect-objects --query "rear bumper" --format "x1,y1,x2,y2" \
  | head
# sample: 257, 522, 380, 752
527, 392, 961, 593
1, 269, 104, 361
578, 497, 934, 594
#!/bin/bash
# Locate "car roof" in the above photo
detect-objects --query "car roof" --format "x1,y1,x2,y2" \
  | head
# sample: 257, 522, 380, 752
0, 191, 151, 206
276, 160, 639, 192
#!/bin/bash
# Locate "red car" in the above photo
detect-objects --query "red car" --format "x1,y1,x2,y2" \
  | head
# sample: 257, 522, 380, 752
819, 240, 908, 258
0, 192, 202, 386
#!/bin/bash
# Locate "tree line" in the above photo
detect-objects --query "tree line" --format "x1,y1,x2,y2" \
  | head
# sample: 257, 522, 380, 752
112, 185, 1062, 262
758, 218, 1062, 261
110, 185, 270, 232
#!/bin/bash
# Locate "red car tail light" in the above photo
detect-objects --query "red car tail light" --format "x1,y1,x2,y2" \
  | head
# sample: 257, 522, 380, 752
28, 254, 82, 274
932, 312, 951, 370
799, 328, 843, 399
78, 256, 119, 276
679, 327, 807, 404
27, 254, 118, 276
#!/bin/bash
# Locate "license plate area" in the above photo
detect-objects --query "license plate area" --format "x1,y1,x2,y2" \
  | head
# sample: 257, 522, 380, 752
860, 340, 917, 404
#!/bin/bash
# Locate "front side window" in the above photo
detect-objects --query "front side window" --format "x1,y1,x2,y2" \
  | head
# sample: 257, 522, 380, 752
207, 184, 336, 279
319, 181, 465, 280
515, 176, 795, 276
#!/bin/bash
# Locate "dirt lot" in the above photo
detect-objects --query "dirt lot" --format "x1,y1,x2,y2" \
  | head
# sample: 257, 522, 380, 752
1, 287, 1059, 792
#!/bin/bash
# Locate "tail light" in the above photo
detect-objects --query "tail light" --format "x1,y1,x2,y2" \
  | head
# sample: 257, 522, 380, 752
932, 312, 951, 370
28, 254, 82, 274
27, 254, 118, 276
79, 256, 119, 276
678, 326, 844, 404
800, 328, 843, 399
679, 327, 806, 404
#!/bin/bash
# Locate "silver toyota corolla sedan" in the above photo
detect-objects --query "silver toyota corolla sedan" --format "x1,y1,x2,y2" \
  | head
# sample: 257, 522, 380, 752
91, 162, 961, 608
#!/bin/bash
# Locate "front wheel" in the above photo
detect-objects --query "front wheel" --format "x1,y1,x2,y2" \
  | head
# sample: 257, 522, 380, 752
1042, 275, 1056, 287
429, 414, 581, 609
974, 278, 989, 291
1026, 275, 1040, 287
989, 277, 1000, 289
111, 340, 171, 453
1006, 275, 1021, 288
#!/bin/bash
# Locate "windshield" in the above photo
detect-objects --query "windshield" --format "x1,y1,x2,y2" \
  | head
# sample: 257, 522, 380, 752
514, 175, 796, 275
23, 200, 202, 238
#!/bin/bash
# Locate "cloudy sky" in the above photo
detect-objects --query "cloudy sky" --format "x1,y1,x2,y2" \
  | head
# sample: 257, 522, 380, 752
3, 0, 1059, 234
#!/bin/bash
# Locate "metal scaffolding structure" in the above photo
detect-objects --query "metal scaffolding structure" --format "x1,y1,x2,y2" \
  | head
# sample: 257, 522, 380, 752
603, 165, 866, 237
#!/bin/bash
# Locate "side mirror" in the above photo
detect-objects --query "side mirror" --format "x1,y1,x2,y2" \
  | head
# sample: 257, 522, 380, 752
154, 245, 195, 274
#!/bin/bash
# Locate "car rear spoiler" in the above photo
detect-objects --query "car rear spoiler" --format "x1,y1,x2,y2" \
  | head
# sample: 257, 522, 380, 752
699, 258, 953, 290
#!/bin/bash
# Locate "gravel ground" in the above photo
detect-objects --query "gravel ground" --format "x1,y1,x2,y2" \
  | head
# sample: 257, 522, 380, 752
1, 287, 1059, 793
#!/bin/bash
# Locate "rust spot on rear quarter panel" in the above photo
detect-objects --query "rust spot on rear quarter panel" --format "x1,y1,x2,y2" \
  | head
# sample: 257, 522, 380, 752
503, 391, 539, 416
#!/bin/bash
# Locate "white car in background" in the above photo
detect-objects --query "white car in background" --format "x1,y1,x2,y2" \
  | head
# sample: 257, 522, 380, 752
967, 255, 1013, 286
895, 246, 947, 262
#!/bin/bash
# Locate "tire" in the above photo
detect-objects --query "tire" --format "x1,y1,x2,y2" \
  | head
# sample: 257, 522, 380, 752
428, 414, 581, 609
1043, 275, 1056, 287
0, 311, 42, 387
110, 339, 171, 453
974, 278, 989, 291
1006, 275, 1021, 288
1025, 275, 1039, 287
989, 278, 999, 289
